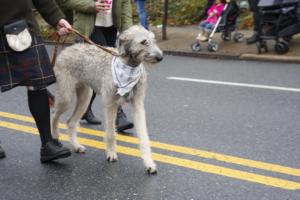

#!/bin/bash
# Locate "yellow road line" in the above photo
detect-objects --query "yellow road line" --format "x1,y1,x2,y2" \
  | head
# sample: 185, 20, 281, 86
1, 111, 300, 178
0, 120, 300, 190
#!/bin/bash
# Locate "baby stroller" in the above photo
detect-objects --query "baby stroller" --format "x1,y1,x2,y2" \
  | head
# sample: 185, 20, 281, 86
256, 0, 300, 54
191, 0, 244, 52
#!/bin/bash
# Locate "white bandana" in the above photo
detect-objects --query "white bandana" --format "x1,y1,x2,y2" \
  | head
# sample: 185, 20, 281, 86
111, 57, 144, 96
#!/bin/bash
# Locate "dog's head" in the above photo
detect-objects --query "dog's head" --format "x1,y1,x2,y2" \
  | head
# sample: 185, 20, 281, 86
117, 25, 163, 67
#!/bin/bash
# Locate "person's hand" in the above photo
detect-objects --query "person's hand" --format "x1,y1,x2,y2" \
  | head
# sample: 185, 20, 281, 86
95, 0, 112, 13
57, 19, 72, 35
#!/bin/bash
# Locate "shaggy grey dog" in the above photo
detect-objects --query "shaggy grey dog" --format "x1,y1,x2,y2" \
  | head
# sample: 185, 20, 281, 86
52, 25, 163, 174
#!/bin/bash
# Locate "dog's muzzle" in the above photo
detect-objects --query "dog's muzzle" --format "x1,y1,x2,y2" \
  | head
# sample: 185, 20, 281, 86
155, 55, 163, 62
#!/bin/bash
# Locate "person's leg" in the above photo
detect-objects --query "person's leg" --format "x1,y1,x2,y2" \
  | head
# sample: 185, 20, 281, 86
247, 0, 260, 44
100, 26, 117, 47
252, 10, 260, 33
81, 91, 102, 124
199, 22, 213, 41
198, 21, 207, 29
197, 21, 208, 41
80, 27, 106, 125
0, 141, 5, 159
196, 30, 205, 40
116, 106, 134, 132
27, 88, 71, 162
136, 0, 149, 29
85, 26, 135, 132
205, 23, 215, 35
101, 26, 134, 132
90, 26, 109, 46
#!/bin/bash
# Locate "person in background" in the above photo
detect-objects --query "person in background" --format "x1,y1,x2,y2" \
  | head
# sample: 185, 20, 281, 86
246, 0, 260, 44
57, 0, 134, 132
0, 0, 72, 162
197, 0, 226, 41
135, 0, 148, 29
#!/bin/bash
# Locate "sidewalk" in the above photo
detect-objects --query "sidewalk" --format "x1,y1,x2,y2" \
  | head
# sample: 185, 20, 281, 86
152, 25, 300, 63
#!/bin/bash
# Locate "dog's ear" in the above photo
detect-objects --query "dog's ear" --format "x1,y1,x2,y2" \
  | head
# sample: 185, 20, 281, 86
117, 32, 130, 57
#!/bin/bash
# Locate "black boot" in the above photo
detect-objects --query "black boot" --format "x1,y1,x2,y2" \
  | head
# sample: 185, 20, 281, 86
82, 92, 102, 125
0, 143, 5, 159
82, 109, 102, 125
116, 107, 134, 132
40, 140, 71, 163
246, 33, 258, 45
27, 89, 71, 162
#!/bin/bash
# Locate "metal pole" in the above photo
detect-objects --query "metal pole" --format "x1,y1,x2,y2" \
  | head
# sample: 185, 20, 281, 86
162, 0, 169, 40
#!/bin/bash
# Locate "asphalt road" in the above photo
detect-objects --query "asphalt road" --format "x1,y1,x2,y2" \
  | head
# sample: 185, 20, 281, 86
0, 54, 300, 200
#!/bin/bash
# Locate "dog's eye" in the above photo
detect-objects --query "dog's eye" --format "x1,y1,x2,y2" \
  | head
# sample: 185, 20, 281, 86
140, 40, 148, 45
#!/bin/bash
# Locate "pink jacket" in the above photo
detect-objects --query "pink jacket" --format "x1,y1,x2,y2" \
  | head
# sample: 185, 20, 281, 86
205, 3, 225, 24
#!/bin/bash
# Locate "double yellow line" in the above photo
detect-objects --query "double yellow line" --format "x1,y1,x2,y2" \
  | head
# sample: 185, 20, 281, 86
0, 111, 300, 190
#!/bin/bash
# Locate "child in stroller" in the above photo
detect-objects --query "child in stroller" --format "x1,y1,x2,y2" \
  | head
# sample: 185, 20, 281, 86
197, 0, 226, 41
191, 0, 244, 52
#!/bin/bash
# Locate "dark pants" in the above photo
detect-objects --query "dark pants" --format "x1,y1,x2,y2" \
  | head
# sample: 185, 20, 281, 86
135, 0, 148, 29
248, 0, 260, 32
91, 26, 117, 47
87, 26, 118, 112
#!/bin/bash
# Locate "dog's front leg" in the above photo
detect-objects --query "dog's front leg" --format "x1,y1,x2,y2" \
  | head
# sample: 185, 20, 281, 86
133, 99, 157, 174
104, 103, 118, 162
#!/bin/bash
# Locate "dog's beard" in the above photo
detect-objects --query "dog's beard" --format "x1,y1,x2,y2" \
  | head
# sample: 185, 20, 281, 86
143, 55, 161, 64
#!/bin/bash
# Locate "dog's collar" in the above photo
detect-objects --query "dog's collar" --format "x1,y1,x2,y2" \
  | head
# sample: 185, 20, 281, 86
111, 56, 144, 97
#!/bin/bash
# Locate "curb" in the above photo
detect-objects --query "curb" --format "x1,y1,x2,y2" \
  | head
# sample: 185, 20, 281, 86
163, 50, 300, 64
163, 50, 240, 60
45, 41, 300, 64
240, 53, 300, 64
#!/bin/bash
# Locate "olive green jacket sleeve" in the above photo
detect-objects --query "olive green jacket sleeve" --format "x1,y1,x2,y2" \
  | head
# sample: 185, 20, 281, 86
32, 0, 65, 27
120, 0, 133, 31
112, 0, 133, 32
56, 0, 132, 37
56, 0, 97, 37
59, 0, 97, 14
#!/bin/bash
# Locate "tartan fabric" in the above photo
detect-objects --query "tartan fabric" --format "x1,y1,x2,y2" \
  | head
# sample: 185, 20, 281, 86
0, 32, 55, 92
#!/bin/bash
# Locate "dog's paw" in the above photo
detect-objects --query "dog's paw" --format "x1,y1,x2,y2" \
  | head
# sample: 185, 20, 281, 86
145, 160, 157, 175
147, 166, 157, 175
106, 151, 118, 162
74, 144, 86, 154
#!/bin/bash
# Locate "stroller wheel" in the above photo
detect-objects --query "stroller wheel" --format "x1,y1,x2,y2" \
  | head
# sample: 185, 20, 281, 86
221, 32, 231, 41
233, 32, 244, 43
207, 42, 219, 52
275, 42, 289, 54
191, 42, 201, 52
283, 36, 292, 42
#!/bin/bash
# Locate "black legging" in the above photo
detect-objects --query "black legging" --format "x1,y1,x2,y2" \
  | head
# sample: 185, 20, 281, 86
28, 89, 52, 146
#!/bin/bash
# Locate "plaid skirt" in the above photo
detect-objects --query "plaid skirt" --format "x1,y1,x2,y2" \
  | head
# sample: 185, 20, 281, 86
0, 32, 56, 92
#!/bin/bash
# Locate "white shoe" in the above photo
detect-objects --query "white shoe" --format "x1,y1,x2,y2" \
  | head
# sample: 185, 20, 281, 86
199, 35, 208, 42
196, 33, 203, 41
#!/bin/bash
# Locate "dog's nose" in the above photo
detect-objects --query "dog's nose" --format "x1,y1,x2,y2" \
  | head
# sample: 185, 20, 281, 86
156, 55, 163, 62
